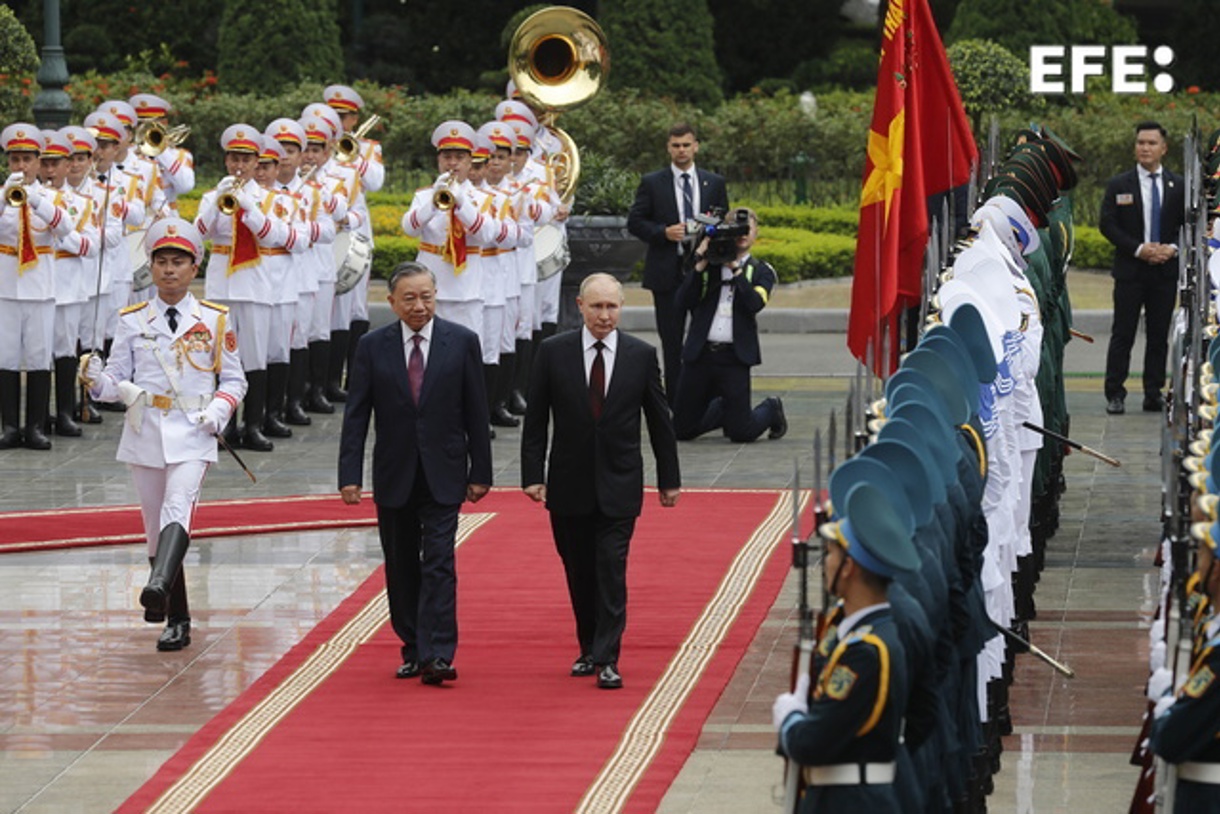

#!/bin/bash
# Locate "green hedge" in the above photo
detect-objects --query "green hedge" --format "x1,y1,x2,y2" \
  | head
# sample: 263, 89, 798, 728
370, 235, 420, 282
752, 204, 859, 237
1070, 224, 1113, 271
753, 228, 856, 283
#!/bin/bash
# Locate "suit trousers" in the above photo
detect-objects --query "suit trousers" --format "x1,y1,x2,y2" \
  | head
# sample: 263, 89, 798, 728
375, 466, 461, 664
549, 511, 636, 666
673, 347, 776, 442
651, 289, 685, 406
1104, 273, 1177, 401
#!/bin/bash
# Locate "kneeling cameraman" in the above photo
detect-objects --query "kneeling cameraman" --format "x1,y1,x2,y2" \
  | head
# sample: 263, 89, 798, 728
672, 206, 786, 442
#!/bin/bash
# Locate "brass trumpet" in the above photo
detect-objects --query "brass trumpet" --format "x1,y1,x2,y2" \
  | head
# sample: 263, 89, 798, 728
335, 114, 381, 163
433, 172, 458, 211
4, 173, 27, 206
217, 172, 243, 216
135, 121, 191, 159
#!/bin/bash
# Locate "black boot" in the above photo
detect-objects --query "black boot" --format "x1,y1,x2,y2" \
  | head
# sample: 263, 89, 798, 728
157, 562, 192, 651
142, 523, 190, 622
487, 364, 519, 426
222, 413, 241, 449
24, 370, 52, 450
0, 370, 21, 449
326, 330, 349, 402
285, 347, 312, 426
304, 340, 334, 414
497, 352, 519, 415
345, 319, 370, 390
53, 357, 82, 437
510, 339, 532, 415
263, 362, 292, 438
241, 369, 274, 452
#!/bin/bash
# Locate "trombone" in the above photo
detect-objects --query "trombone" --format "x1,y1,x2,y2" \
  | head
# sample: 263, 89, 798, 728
335, 114, 381, 163
134, 121, 191, 159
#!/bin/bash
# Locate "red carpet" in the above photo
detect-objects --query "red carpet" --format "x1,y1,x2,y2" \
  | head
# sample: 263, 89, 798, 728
0, 495, 377, 554
118, 487, 803, 814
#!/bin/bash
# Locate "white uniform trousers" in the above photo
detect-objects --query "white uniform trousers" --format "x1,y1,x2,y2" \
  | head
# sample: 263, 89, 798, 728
310, 282, 335, 343
292, 292, 315, 351
436, 299, 483, 343
537, 269, 561, 324
481, 304, 504, 365
267, 302, 293, 365
502, 296, 519, 354
517, 282, 537, 339
331, 286, 356, 331
53, 302, 85, 358
130, 459, 208, 557
0, 298, 54, 369
349, 260, 370, 322
78, 293, 107, 351
224, 300, 271, 371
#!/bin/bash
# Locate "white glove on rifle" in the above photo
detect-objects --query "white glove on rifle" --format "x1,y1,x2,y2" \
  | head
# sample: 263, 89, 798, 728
772, 673, 810, 731
1147, 666, 1174, 703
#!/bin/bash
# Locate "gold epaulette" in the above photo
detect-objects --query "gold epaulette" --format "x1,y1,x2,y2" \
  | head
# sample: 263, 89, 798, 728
120, 301, 148, 315
200, 299, 229, 313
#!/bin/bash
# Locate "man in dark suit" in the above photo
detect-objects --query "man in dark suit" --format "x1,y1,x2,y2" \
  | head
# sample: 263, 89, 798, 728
627, 123, 729, 405
521, 272, 681, 689
1099, 121, 1185, 415
339, 262, 492, 685
673, 207, 787, 442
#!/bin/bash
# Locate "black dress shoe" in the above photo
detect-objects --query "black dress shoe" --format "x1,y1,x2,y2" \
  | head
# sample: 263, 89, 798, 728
768, 397, 788, 440
421, 657, 457, 685
597, 663, 623, 689
571, 655, 596, 677
1106, 397, 1125, 415
395, 660, 420, 679
262, 416, 293, 438
24, 425, 51, 450
490, 405, 520, 427
157, 619, 191, 651
303, 389, 335, 414
508, 390, 528, 415
241, 426, 274, 452
1143, 394, 1165, 412
0, 425, 21, 449
284, 402, 312, 426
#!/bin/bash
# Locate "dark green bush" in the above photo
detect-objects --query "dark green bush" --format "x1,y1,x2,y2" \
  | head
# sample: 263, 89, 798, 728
216, 0, 343, 95
753, 228, 856, 282
0, 6, 37, 123
1070, 224, 1113, 271
601, 0, 723, 109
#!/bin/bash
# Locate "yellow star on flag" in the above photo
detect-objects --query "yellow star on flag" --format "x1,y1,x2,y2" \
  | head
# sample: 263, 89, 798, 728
859, 108, 905, 226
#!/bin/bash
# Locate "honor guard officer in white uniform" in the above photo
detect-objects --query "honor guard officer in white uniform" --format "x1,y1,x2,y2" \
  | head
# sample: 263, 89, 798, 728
254, 132, 309, 439
81, 111, 146, 358
80, 218, 246, 652
402, 121, 496, 338
195, 124, 292, 452
42, 129, 99, 438
0, 123, 79, 450
98, 99, 166, 300
324, 84, 384, 394
129, 93, 195, 213
298, 111, 354, 415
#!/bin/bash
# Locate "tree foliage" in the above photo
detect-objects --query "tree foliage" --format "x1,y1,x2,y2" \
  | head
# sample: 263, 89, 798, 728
0, 5, 37, 122
708, 0, 844, 95
600, 0, 723, 109
947, 39, 1041, 136
216, 0, 344, 95
946, 0, 1138, 56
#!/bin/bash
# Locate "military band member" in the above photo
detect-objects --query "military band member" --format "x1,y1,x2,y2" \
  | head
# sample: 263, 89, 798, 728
42, 129, 99, 438
773, 482, 919, 813
324, 84, 384, 392
129, 93, 194, 212
99, 99, 166, 302
80, 218, 246, 652
401, 120, 496, 338
0, 123, 79, 450
195, 124, 292, 452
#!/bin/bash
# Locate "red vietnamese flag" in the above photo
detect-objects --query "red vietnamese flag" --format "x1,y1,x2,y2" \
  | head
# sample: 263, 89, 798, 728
847, 0, 977, 374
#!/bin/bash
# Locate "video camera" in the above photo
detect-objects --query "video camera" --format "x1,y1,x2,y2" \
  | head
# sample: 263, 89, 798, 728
683, 207, 752, 267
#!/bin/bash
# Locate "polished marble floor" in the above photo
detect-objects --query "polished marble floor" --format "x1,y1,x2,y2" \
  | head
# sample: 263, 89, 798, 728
0, 327, 1164, 813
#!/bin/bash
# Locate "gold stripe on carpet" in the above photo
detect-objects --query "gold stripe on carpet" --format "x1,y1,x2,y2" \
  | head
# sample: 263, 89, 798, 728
576, 490, 808, 813
146, 512, 495, 814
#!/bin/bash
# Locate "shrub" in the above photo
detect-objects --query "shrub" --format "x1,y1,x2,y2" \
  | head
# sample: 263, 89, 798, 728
0, 6, 37, 123
601, 0, 723, 109
948, 39, 1043, 136
751, 204, 859, 237
752, 228, 856, 282
1070, 224, 1113, 271
216, 0, 343, 95
572, 152, 640, 216
370, 235, 421, 281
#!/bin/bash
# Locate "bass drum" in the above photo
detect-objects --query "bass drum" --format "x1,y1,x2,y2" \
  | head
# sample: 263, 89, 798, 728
333, 231, 373, 295
128, 230, 153, 292
534, 223, 570, 280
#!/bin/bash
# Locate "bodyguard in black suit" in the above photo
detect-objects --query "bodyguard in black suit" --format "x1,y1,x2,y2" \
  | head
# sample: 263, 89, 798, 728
339, 262, 492, 685
521, 273, 681, 689
673, 207, 787, 443
1099, 121, 1185, 414
627, 123, 729, 404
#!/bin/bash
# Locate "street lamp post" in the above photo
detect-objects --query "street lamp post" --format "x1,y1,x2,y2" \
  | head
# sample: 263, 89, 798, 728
32, 0, 71, 129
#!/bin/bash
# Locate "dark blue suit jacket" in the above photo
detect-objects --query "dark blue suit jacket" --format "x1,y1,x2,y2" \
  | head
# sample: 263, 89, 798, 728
1098, 166, 1185, 282
338, 317, 492, 507
628, 166, 729, 293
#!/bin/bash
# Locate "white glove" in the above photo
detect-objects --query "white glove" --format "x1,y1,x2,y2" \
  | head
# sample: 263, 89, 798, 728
78, 353, 104, 388
1153, 692, 1177, 719
235, 188, 257, 212
241, 205, 267, 233
772, 673, 810, 731
1147, 666, 1174, 702
218, 175, 237, 190
198, 399, 230, 436
434, 171, 452, 187
446, 182, 467, 210
3, 171, 24, 190
1149, 640, 1167, 674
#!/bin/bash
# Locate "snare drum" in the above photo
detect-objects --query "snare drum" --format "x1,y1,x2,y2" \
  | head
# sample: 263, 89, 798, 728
126, 230, 154, 291
334, 230, 373, 295
534, 224, 570, 280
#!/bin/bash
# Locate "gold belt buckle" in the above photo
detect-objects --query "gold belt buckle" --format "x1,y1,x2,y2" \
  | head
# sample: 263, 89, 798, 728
152, 394, 173, 411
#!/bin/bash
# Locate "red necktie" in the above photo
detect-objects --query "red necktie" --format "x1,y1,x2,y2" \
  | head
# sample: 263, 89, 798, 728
589, 340, 605, 420
408, 334, 424, 404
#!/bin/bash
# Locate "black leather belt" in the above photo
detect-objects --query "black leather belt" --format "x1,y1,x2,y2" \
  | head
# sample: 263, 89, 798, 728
707, 341, 732, 352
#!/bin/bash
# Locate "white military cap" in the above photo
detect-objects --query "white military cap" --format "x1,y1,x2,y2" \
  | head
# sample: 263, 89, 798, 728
147, 217, 204, 262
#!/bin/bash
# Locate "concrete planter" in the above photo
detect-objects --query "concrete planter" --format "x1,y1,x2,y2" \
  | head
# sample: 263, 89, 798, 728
558, 215, 645, 329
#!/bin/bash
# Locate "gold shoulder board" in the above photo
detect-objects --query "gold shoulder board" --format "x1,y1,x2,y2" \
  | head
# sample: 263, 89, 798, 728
119, 301, 148, 315
200, 299, 230, 313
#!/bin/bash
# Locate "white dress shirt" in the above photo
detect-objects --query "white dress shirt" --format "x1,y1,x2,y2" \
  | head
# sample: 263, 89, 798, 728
582, 325, 617, 396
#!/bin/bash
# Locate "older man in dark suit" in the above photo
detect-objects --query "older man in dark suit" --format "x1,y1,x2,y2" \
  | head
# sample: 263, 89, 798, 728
339, 262, 492, 685
521, 272, 681, 689
628, 123, 729, 404
1099, 121, 1185, 415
